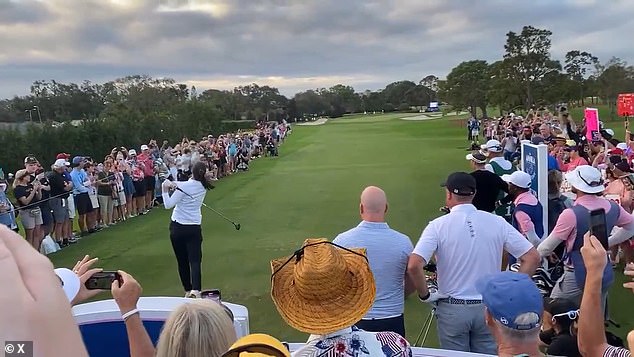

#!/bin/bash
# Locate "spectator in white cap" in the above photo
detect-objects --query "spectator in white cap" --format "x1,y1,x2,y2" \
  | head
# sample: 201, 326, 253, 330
48, 158, 74, 247
502, 171, 544, 248
538, 165, 634, 306
467, 151, 510, 213
484, 139, 516, 223
476, 271, 544, 356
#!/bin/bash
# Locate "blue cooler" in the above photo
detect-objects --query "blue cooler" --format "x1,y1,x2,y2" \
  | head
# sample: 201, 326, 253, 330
72, 297, 249, 357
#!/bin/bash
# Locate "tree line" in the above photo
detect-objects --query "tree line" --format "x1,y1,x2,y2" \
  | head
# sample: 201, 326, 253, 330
2, 24, 633, 173
0, 74, 438, 173
439, 25, 634, 118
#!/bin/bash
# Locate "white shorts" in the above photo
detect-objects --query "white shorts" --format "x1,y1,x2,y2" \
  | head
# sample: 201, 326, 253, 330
67, 194, 76, 219
114, 191, 126, 207
89, 194, 99, 209
471, 130, 479, 136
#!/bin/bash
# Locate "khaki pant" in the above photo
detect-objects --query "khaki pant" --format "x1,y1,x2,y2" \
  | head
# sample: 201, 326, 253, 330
97, 195, 113, 222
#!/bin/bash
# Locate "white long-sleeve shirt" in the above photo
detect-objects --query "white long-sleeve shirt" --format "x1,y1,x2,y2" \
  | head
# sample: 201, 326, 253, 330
163, 179, 206, 225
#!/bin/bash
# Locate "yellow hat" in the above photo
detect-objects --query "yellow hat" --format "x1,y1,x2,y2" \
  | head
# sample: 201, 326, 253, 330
270, 238, 376, 335
222, 333, 290, 357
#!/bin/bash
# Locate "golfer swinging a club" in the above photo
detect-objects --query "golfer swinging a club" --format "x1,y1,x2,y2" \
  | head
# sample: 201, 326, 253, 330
162, 161, 214, 298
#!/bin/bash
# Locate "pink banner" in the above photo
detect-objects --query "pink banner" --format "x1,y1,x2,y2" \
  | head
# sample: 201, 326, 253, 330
585, 108, 600, 141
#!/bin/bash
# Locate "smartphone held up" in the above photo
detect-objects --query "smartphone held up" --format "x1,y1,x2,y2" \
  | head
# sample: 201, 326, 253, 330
85, 271, 123, 290
588, 209, 609, 250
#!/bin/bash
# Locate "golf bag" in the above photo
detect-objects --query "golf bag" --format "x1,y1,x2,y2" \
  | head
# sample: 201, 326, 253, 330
510, 263, 557, 297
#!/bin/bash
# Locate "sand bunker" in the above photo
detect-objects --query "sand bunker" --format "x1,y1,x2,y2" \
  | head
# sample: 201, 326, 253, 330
297, 118, 328, 126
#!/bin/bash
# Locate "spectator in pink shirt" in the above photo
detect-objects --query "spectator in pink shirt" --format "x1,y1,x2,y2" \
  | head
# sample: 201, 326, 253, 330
137, 144, 155, 211
503, 171, 544, 247
503, 171, 544, 268
557, 146, 589, 173
537, 165, 634, 306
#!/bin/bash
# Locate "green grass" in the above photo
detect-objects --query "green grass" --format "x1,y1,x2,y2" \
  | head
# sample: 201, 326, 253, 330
49, 113, 634, 345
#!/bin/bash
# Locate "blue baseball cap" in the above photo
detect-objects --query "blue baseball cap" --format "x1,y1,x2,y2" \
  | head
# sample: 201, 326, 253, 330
71, 156, 84, 165
476, 271, 543, 330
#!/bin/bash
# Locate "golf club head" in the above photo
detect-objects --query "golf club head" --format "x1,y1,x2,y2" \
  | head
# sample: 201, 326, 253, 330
235, 223, 241, 231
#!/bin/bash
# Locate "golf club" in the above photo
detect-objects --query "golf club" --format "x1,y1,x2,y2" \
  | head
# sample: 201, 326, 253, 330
175, 187, 241, 230
414, 307, 435, 347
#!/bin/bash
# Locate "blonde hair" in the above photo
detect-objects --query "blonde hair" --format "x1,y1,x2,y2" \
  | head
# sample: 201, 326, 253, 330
13, 169, 29, 188
155, 300, 237, 357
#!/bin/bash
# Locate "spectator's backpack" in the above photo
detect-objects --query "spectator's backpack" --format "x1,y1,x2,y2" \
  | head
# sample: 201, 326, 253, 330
566, 202, 618, 291
547, 195, 567, 234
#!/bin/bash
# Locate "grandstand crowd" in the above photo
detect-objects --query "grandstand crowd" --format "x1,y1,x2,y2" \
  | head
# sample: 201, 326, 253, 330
3, 108, 634, 357
0, 120, 290, 253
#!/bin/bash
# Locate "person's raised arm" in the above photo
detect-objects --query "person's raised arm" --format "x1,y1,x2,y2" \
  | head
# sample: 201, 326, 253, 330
578, 234, 610, 357
112, 271, 155, 357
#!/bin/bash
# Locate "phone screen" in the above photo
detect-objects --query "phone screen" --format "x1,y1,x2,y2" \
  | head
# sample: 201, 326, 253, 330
589, 209, 609, 250
85, 272, 121, 290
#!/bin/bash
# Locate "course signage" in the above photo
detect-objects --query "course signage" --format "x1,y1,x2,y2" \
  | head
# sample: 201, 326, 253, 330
521, 142, 548, 239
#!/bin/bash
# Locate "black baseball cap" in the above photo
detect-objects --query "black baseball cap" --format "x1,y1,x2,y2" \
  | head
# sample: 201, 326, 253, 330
441, 172, 477, 196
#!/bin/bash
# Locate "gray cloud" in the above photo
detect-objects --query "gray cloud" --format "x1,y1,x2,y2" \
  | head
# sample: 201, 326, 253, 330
0, 0, 632, 98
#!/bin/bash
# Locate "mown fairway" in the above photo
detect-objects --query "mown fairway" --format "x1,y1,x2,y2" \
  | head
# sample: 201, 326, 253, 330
50, 112, 634, 344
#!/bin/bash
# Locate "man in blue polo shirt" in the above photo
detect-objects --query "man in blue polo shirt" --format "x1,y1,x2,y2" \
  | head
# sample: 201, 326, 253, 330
69, 156, 95, 236
333, 186, 414, 336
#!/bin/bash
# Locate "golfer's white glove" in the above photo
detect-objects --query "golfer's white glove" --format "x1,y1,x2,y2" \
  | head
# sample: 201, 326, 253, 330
418, 291, 447, 304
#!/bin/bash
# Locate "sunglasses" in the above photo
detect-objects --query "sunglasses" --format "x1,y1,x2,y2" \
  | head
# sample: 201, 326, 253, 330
552, 309, 580, 321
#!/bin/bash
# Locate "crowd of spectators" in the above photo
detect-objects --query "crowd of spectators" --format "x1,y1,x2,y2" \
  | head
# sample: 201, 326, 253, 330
3, 107, 634, 357
0, 120, 290, 253
458, 106, 634, 356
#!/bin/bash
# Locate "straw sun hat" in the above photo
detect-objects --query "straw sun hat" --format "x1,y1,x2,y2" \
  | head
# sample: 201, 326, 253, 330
270, 238, 376, 335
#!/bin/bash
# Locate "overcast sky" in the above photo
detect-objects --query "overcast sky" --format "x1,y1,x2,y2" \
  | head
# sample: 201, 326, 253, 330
0, 0, 633, 98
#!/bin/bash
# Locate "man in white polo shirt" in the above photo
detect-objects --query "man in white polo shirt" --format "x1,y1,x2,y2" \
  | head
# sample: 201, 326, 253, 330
408, 172, 540, 355
333, 186, 413, 336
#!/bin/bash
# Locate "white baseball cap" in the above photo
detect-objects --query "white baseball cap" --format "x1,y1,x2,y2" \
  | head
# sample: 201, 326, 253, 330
53, 159, 69, 169
140, 144, 149, 151
128, 149, 137, 156
54, 268, 80, 302
466, 152, 487, 164
502, 171, 532, 189
617, 142, 628, 151
485, 139, 503, 153
564, 165, 605, 194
